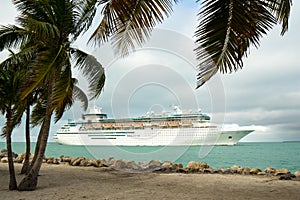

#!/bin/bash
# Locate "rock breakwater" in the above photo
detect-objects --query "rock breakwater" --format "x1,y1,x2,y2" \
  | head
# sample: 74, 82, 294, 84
1, 149, 300, 181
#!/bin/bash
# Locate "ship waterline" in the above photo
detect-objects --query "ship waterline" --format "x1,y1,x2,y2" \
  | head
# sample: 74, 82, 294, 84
53, 106, 254, 146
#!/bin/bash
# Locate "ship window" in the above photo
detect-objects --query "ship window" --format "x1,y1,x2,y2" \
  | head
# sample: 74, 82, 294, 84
228, 136, 232, 140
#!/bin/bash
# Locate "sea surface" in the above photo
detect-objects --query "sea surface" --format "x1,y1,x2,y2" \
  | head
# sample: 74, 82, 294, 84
1, 142, 299, 172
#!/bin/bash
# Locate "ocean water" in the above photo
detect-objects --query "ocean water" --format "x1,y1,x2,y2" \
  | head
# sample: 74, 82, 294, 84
1, 142, 299, 172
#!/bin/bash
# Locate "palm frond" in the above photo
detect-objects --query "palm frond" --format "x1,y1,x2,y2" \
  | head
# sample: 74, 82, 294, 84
71, 48, 105, 100
195, 0, 277, 88
73, 0, 99, 40
0, 63, 27, 138
265, 0, 292, 35
21, 46, 64, 100
73, 84, 89, 111
0, 25, 28, 51
90, 0, 178, 55
13, 0, 53, 22
30, 96, 47, 126
52, 55, 74, 122
0, 45, 38, 70
20, 17, 60, 41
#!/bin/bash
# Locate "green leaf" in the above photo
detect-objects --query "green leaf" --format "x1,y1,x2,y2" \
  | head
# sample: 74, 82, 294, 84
90, 0, 178, 55
195, 0, 282, 87
71, 48, 106, 100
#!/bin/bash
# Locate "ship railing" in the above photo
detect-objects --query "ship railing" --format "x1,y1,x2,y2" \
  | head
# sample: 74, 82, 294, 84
80, 120, 208, 130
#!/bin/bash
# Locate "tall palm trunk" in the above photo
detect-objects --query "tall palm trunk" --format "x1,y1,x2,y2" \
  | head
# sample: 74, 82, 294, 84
21, 103, 31, 174
18, 76, 54, 191
5, 108, 18, 190
26, 123, 42, 174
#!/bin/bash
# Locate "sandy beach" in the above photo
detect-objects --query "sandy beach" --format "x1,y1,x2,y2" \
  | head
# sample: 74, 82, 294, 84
0, 163, 299, 200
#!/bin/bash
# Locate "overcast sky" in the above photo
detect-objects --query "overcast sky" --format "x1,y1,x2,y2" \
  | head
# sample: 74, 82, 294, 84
0, 1, 299, 142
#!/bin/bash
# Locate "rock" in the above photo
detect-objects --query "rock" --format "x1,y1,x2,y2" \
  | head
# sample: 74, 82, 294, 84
97, 159, 109, 167
178, 163, 183, 169
14, 153, 26, 163
177, 168, 188, 173
166, 163, 181, 172
80, 158, 91, 166
148, 160, 161, 170
138, 162, 149, 171
241, 167, 251, 175
0, 149, 7, 159
230, 165, 243, 174
210, 168, 219, 174
275, 168, 290, 176
186, 161, 210, 171
161, 161, 172, 172
0, 149, 18, 159
17, 153, 34, 164
229, 165, 242, 174
237, 167, 244, 174
53, 158, 60, 164
126, 160, 140, 170
113, 159, 127, 169
86, 158, 98, 167
264, 167, 276, 174
46, 157, 54, 164
230, 166, 243, 174
45, 157, 60, 164
294, 171, 300, 177
230, 165, 240, 171
60, 155, 72, 163
161, 160, 172, 168
70, 157, 84, 166
250, 168, 262, 175
203, 168, 215, 174
14, 152, 33, 163
107, 157, 115, 166
257, 172, 267, 176
1, 157, 8, 163
79, 158, 98, 167
221, 168, 233, 174
279, 173, 295, 180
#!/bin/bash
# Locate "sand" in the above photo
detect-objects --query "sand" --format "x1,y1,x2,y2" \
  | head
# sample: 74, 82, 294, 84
0, 163, 299, 200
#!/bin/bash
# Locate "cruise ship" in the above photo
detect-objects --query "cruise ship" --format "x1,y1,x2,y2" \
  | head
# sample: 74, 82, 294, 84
53, 106, 254, 146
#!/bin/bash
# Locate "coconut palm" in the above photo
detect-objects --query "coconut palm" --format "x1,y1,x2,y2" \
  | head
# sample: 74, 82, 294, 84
0, 59, 26, 190
0, 50, 34, 175
0, 0, 105, 191
90, 0, 292, 87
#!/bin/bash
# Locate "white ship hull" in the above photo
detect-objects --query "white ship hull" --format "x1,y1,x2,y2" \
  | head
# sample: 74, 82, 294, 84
53, 127, 252, 146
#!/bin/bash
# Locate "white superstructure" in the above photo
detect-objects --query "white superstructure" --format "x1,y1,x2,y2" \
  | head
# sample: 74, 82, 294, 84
53, 107, 254, 146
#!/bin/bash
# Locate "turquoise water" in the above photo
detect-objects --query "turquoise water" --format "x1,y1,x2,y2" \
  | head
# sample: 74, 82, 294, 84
1, 142, 299, 172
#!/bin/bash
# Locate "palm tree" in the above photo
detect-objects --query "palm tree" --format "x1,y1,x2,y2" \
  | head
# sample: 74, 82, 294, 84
21, 96, 33, 174
0, 58, 26, 190
89, 0, 292, 87
0, 0, 105, 191
0, 50, 33, 175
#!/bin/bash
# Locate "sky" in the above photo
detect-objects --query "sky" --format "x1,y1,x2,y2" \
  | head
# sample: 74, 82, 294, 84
0, 1, 299, 142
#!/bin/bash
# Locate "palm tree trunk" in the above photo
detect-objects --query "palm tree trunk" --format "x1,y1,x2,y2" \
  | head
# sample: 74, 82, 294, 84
6, 108, 18, 190
21, 104, 31, 174
27, 124, 42, 174
18, 76, 54, 191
